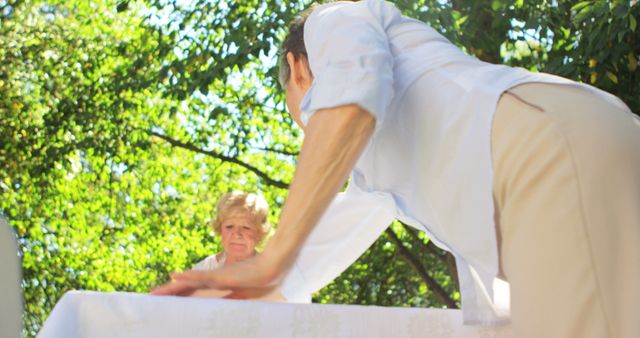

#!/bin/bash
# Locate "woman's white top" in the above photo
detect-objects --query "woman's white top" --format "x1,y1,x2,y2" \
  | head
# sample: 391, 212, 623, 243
192, 253, 226, 271
280, 0, 629, 325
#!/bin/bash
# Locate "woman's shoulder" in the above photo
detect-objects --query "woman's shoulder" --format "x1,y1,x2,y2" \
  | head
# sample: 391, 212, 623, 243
192, 252, 224, 271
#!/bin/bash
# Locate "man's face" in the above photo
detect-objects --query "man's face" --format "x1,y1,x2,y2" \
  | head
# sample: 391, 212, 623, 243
284, 52, 312, 129
286, 79, 306, 129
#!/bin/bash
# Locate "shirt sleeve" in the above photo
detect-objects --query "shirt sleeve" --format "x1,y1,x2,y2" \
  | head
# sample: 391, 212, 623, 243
280, 181, 397, 301
299, 0, 399, 132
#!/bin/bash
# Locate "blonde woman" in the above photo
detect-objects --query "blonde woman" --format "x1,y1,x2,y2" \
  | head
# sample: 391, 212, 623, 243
192, 191, 271, 271
189, 191, 282, 300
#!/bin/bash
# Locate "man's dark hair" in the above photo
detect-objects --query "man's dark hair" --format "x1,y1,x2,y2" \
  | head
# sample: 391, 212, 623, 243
278, 1, 355, 87
278, 5, 316, 87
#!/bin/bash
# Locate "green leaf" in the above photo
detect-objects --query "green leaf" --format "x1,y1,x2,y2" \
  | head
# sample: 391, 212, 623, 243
628, 52, 638, 71
571, 1, 592, 12
491, 0, 502, 12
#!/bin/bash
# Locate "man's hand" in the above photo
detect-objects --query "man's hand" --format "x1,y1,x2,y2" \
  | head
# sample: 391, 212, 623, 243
151, 272, 221, 297
151, 252, 284, 298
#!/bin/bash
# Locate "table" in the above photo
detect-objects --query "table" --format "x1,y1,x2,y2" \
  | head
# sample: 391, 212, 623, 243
37, 291, 512, 338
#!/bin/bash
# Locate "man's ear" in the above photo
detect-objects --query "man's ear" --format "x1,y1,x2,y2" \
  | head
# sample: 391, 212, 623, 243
286, 52, 312, 90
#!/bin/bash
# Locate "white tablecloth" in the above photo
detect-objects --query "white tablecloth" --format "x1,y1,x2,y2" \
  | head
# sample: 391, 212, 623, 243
37, 291, 512, 338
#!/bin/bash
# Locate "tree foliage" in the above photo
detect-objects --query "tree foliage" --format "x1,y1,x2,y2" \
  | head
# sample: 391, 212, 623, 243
1, 0, 638, 336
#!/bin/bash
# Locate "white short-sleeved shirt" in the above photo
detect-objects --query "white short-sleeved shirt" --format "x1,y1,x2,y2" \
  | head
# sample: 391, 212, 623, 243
280, 0, 628, 325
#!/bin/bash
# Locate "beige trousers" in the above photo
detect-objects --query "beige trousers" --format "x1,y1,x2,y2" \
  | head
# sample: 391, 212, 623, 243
492, 83, 640, 338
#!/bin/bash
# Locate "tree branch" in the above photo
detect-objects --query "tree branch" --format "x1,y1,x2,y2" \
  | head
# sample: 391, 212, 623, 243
401, 223, 448, 264
251, 146, 299, 156
148, 130, 289, 189
385, 228, 458, 308
446, 251, 460, 293
400, 222, 460, 293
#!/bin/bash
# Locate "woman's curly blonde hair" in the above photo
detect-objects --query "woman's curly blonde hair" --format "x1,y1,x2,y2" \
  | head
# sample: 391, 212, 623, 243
211, 191, 271, 242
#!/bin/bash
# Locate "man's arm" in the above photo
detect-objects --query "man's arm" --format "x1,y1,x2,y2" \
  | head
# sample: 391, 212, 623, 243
151, 104, 375, 296
267, 104, 375, 273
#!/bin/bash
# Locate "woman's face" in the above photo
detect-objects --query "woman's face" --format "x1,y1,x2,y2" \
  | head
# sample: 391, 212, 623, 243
219, 214, 260, 262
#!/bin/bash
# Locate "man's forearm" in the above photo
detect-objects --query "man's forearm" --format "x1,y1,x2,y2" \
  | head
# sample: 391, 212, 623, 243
267, 104, 375, 272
